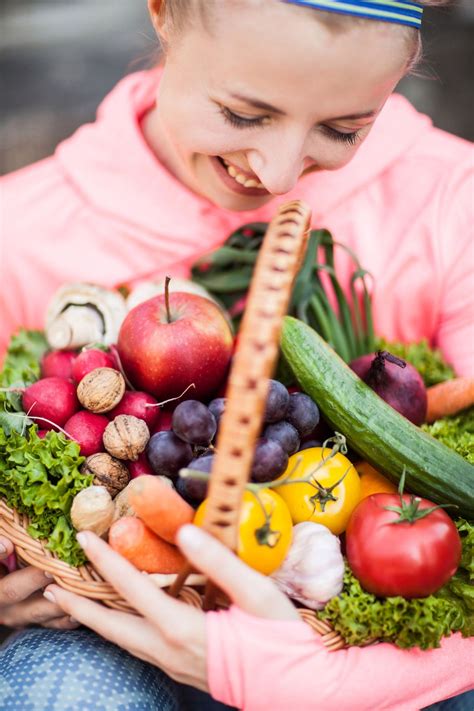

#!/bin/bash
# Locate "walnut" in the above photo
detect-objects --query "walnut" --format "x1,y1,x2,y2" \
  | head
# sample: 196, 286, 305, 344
77, 367, 125, 413
71, 486, 114, 537
103, 415, 150, 461
81, 453, 130, 498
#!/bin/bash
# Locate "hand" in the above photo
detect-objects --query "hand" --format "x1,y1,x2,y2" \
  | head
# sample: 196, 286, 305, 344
45, 525, 298, 691
0, 535, 79, 630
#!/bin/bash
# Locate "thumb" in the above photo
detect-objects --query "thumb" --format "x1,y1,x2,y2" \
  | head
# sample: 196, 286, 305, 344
0, 536, 14, 560
176, 525, 298, 621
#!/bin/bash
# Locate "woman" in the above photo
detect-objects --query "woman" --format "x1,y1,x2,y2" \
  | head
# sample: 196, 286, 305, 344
1, 1, 473, 709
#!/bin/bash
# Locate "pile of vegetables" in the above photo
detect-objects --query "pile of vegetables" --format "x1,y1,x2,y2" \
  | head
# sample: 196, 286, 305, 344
1, 220, 473, 651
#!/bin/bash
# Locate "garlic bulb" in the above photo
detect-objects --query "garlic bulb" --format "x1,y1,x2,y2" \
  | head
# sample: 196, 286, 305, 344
71, 486, 114, 537
45, 283, 127, 350
271, 522, 344, 610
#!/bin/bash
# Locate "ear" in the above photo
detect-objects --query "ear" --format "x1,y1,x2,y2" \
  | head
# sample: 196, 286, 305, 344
148, 0, 169, 40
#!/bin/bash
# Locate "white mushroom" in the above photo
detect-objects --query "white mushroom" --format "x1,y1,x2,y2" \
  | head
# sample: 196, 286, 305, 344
45, 283, 127, 350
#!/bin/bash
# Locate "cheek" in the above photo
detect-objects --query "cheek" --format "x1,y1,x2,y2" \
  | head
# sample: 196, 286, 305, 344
317, 146, 359, 171
158, 91, 243, 158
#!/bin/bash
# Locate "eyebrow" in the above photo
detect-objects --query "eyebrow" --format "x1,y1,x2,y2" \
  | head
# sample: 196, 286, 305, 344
227, 93, 377, 121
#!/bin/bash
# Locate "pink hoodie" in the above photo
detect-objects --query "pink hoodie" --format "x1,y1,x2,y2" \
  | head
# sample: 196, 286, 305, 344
1, 69, 473, 373
1, 70, 473, 708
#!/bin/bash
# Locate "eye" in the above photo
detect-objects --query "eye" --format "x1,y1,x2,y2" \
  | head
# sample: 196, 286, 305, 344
219, 106, 266, 129
321, 125, 361, 146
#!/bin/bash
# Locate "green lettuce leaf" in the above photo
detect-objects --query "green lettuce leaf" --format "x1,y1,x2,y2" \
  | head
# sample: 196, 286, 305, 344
0, 329, 48, 432
318, 567, 464, 650
422, 409, 474, 464
0, 427, 90, 566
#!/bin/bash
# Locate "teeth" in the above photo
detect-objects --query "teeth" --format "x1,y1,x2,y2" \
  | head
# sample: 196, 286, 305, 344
220, 158, 264, 190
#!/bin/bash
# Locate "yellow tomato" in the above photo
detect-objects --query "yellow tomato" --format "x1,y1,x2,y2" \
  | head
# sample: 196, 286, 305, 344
357, 461, 397, 500
274, 447, 361, 535
194, 489, 292, 575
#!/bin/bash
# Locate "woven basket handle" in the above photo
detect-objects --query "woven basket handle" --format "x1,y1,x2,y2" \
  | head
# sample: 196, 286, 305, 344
170, 199, 311, 605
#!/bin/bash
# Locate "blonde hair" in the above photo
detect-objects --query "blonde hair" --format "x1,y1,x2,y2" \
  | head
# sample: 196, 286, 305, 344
157, 0, 452, 70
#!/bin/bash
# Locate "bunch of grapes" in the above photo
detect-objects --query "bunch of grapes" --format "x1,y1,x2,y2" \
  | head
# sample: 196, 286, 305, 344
146, 382, 322, 506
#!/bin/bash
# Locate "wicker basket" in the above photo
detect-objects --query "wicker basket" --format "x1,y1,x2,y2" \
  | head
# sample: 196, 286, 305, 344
0, 200, 346, 650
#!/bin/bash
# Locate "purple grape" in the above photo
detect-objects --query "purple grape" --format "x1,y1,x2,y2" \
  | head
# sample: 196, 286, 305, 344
251, 438, 288, 483
298, 438, 324, 452
177, 454, 214, 503
208, 397, 226, 424
263, 420, 300, 455
146, 431, 193, 480
286, 392, 320, 437
172, 400, 217, 446
264, 380, 290, 423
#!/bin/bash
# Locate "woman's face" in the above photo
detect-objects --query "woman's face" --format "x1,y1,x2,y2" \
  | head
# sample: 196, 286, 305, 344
145, 0, 411, 211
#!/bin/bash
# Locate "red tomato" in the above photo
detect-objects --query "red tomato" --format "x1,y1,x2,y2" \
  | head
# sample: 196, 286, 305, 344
346, 493, 462, 598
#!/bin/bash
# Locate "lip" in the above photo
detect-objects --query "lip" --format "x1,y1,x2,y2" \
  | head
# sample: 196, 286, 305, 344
210, 156, 269, 197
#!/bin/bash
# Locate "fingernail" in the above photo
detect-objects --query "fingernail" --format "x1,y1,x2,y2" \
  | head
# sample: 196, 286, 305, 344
44, 572, 54, 579
76, 532, 88, 549
44, 590, 56, 603
0, 543, 6, 555
177, 524, 203, 552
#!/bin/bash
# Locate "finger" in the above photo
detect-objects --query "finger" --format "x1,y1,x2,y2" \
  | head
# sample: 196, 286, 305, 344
0, 536, 14, 560
74, 532, 186, 624
45, 584, 169, 660
0, 593, 70, 628
0, 566, 52, 606
42, 615, 81, 630
177, 525, 298, 620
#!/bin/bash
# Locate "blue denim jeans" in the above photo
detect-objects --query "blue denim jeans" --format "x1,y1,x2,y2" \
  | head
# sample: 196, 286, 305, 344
0, 628, 472, 710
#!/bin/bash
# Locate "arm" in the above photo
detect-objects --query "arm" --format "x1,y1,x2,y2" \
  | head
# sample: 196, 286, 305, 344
46, 526, 474, 711
207, 608, 473, 711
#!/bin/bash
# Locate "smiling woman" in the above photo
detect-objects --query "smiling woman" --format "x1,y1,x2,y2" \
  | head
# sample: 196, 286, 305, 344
144, 0, 418, 206
1, 0, 473, 709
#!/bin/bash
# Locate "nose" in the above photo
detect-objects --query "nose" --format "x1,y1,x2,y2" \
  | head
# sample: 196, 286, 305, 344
247, 132, 309, 196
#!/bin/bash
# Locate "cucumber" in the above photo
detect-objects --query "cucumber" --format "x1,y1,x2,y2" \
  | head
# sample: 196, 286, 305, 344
281, 317, 474, 520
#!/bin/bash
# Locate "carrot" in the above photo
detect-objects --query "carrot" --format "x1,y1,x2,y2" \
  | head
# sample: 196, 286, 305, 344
128, 475, 194, 543
426, 377, 474, 423
108, 516, 186, 573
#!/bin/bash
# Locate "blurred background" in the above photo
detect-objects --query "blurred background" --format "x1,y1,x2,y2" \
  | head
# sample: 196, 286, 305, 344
1, 0, 473, 175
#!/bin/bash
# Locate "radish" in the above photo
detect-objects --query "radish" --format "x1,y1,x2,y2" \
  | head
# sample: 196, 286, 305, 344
350, 351, 427, 425
64, 411, 109, 457
72, 348, 117, 383
37, 430, 49, 439
41, 350, 77, 380
108, 390, 161, 430
129, 452, 155, 479
152, 410, 173, 434
22, 377, 79, 430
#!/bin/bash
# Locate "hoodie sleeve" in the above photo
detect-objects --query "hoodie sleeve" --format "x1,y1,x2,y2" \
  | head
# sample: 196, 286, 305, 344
433, 159, 474, 376
206, 607, 474, 711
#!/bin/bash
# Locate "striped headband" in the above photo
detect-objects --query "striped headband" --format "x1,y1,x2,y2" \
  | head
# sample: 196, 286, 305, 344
284, 0, 423, 29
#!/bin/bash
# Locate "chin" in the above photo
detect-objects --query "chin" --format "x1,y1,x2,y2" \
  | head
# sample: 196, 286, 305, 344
208, 190, 275, 212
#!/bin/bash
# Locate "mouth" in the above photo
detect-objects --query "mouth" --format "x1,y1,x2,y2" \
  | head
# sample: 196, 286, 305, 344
211, 156, 269, 197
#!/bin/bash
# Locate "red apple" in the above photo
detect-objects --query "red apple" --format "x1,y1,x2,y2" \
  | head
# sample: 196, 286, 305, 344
117, 292, 233, 401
